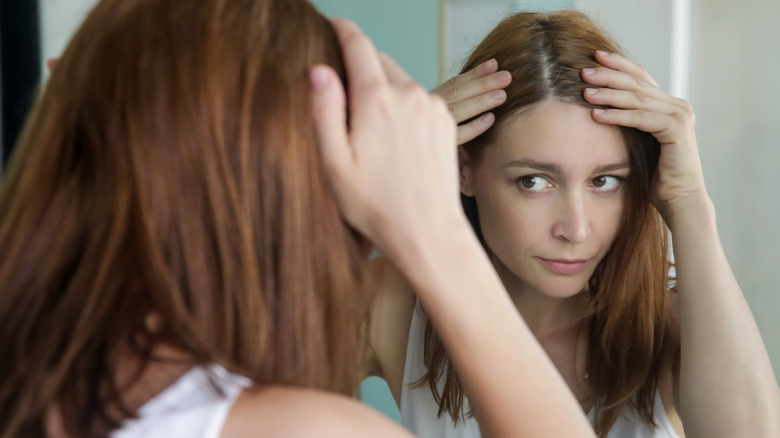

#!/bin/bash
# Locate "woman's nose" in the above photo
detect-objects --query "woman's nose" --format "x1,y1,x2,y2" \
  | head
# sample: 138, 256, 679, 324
551, 192, 591, 243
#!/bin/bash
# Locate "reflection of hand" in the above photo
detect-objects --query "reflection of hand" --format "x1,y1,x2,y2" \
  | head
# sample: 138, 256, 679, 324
310, 19, 461, 259
431, 59, 511, 145
582, 51, 706, 224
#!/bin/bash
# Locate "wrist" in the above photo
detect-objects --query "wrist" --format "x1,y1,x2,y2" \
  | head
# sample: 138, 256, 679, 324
382, 214, 481, 287
661, 190, 715, 233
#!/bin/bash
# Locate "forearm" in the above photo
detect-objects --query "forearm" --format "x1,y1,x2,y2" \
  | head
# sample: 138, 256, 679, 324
669, 194, 780, 437
386, 220, 594, 438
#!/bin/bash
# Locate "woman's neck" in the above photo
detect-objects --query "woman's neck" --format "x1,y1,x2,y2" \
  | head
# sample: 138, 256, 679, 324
510, 286, 589, 339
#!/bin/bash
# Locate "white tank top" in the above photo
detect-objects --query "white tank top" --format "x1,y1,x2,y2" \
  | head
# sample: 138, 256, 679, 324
400, 304, 680, 438
111, 365, 251, 438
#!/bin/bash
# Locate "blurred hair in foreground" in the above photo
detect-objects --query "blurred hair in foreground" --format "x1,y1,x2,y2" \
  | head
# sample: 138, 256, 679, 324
0, 0, 372, 436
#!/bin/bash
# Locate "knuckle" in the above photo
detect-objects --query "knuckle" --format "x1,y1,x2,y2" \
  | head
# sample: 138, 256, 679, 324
481, 74, 494, 90
675, 100, 695, 124
360, 81, 387, 103
402, 81, 428, 99
344, 31, 372, 52
634, 91, 648, 102
443, 78, 460, 101
399, 82, 431, 110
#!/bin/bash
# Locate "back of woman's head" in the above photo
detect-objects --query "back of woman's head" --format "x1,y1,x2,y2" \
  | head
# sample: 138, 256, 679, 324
423, 11, 671, 436
0, 0, 369, 436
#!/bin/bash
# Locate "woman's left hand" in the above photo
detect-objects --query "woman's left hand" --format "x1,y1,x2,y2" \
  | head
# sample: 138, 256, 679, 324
581, 51, 707, 223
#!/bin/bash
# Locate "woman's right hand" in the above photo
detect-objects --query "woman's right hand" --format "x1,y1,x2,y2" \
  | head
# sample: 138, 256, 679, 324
430, 59, 511, 145
310, 19, 466, 260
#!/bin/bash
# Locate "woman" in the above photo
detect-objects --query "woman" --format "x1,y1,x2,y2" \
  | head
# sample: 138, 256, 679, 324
0, 1, 595, 437
363, 10, 780, 438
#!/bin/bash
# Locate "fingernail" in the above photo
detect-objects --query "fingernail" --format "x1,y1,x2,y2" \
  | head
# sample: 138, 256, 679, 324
585, 88, 598, 95
484, 58, 498, 69
310, 66, 330, 90
583, 68, 597, 76
481, 112, 495, 123
492, 90, 506, 100
496, 71, 511, 82
597, 50, 610, 57
593, 108, 606, 114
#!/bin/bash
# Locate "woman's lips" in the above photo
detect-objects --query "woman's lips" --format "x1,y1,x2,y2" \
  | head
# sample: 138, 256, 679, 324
535, 257, 591, 275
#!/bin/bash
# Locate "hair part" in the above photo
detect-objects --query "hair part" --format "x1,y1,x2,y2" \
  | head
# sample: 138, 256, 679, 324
418, 10, 672, 437
0, 1, 371, 436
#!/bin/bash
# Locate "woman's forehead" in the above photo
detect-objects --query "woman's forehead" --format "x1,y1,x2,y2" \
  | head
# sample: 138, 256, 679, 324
487, 100, 628, 170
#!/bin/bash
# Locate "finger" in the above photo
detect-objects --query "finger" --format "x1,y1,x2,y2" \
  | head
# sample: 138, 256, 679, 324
457, 112, 496, 145
448, 88, 507, 124
310, 65, 352, 174
583, 87, 679, 115
433, 70, 511, 104
47, 58, 60, 72
447, 58, 499, 87
330, 18, 387, 93
594, 51, 658, 87
581, 66, 665, 98
379, 52, 412, 85
591, 108, 673, 135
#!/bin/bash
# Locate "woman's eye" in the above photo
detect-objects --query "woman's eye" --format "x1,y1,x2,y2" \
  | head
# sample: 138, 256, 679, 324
591, 175, 622, 190
517, 175, 552, 191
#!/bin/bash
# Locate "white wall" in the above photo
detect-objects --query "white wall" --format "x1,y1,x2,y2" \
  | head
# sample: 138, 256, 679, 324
575, 0, 675, 94
444, 0, 514, 79
690, 0, 780, 381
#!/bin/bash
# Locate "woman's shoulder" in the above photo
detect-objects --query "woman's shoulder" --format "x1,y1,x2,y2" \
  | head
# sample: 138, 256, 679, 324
220, 385, 414, 438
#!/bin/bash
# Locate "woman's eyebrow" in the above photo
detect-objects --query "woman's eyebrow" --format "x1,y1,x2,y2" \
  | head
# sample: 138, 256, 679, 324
504, 158, 560, 173
593, 163, 631, 174
504, 158, 630, 174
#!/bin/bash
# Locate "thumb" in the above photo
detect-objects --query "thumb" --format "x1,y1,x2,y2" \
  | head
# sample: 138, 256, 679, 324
310, 65, 351, 176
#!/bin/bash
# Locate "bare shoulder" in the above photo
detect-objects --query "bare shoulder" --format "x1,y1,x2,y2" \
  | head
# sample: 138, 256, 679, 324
220, 386, 414, 438
364, 256, 417, 401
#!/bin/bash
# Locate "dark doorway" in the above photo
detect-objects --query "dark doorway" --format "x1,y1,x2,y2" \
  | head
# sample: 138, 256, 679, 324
1, 1, 42, 169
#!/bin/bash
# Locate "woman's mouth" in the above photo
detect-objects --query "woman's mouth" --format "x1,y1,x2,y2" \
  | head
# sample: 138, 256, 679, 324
534, 257, 591, 275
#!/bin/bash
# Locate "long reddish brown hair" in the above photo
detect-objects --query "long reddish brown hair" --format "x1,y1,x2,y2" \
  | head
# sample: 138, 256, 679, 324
419, 11, 672, 437
0, 0, 371, 437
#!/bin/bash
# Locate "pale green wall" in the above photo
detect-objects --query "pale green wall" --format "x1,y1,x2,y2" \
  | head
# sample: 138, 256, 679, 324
309, 0, 441, 90
514, 0, 574, 11
360, 377, 401, 423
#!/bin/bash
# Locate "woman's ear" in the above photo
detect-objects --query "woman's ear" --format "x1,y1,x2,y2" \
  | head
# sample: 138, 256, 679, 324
459, 147, 475, 197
